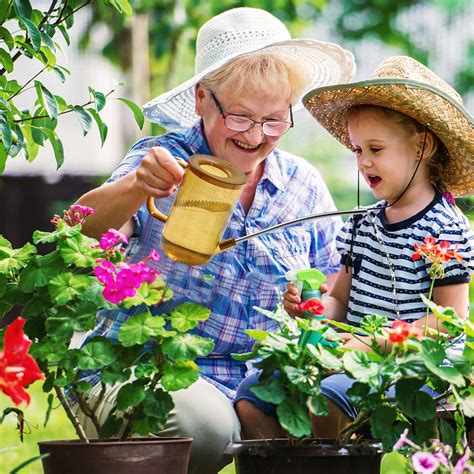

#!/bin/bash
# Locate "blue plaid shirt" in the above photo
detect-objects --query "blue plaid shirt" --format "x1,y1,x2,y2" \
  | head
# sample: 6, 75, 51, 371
83, 122, 341, 399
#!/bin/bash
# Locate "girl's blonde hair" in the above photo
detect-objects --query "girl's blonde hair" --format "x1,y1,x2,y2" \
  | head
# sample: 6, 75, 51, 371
346, 105, 449, 193
199, 52, 310, 105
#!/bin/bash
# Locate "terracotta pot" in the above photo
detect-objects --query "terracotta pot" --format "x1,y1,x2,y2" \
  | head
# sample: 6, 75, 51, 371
225, 438, 383, 474
38, 437, 192, 474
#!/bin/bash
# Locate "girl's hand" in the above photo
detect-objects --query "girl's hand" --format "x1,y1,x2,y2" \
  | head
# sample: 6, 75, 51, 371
339, 333, 373, 352
283, 282, 302, 319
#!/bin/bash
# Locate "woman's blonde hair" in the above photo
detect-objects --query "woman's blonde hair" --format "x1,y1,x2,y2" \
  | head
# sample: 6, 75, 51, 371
200, 52, 310, 105
346, 105, 449, 193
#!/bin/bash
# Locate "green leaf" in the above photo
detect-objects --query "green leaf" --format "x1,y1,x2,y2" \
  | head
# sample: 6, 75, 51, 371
0, 115, 12, 151
107, 0, 133, 16
99, 414, 123, 439
142, 389, 174, 421
117, 97, 144, 129
41, 128, 64, 168
88, 109, 108, 146
161, 361, 200, 391
370, 405, 397, 439
0, 27, 15, 50
101, 366, 131, 385
118, 312, 167, 346
380, 451, 412, 474
162, 333, 214, 361
396, 379, 436, 421
35, 82, 58, 119
116, 382, 146, 410
77, 340, 116, 370
48, 273, 90, 305
73, 105, 93, 136
0, 48, 13, 73
307, 344, 342, 370
45, 317, 74, 340
20, 18, 41, 51
122, 278, 172, 307
170, 302, 211, 332
13, 0, 32, 18
89, 88, 106, 112
0, 144, 6, 173
57, 24, 70, 46
308, 393, 329, 417
39, 31, 55, 52
276, 398, 312, 438
439, 418, 456, 448
250, 377, 286, 404
245, 329, 269, 341
59, 233, 101, 268
343, 351, 380, 386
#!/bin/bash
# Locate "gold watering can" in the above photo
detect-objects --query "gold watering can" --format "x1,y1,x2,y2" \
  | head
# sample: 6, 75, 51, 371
147, 154, 371, 266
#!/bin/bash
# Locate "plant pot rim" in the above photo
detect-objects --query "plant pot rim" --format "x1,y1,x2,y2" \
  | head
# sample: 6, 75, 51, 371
225, 438, 383, 457
38, 437, 193, 447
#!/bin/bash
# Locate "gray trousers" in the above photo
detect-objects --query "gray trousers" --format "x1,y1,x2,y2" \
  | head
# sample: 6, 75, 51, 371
73, 377, 241, 474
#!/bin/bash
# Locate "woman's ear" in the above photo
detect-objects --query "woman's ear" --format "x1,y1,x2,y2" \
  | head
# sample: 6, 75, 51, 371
195, 84, 206, 116
417, 130, 438, 160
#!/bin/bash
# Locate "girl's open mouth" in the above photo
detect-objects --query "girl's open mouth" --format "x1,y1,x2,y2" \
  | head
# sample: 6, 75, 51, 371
367, 174, 382, 188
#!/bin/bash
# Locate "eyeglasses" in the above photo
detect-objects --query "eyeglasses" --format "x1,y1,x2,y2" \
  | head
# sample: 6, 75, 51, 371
209, 91, 294, 137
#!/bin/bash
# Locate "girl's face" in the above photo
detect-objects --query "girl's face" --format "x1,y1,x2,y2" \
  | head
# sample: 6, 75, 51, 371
347, 109, 431, 205
195, 84, 290, 177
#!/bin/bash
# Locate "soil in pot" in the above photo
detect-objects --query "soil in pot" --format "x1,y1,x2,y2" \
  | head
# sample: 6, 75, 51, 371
38, 437, 192, 474
226, 438, 383, 474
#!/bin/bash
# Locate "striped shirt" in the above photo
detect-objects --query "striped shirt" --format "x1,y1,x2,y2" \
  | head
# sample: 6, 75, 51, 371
337, 192, 473, 332
83, 121, 341, 398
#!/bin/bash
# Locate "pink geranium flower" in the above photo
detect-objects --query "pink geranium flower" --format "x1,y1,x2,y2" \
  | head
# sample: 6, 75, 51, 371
412, 451, 440, 473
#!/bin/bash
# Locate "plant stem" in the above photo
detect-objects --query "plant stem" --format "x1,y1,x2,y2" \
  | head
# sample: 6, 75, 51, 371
424, 277, 435, 337
75, 391, 102, 438
53, 386, 89, 443
338, 411, 371, 444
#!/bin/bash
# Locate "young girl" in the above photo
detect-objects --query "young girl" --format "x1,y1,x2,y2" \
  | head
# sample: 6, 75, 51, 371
234, 56, 474, 439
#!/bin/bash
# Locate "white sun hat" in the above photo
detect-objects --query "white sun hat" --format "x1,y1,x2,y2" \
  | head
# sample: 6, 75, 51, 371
142, 7, 356, 130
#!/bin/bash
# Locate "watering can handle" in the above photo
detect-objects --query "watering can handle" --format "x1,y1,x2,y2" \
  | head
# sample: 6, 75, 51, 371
146, 157, 188, 223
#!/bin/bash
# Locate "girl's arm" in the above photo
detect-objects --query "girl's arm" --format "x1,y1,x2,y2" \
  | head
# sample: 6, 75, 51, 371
322, 267, 352, 322
412, 282, 469, 333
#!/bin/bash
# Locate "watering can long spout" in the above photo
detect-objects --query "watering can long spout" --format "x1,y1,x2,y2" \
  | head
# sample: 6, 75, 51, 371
217, 207, 375, 253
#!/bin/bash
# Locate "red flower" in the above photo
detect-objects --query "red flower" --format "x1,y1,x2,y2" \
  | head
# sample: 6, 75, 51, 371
389, 320, 423, 344
412, 236, 463, 279
0, 318, 44, 405
296, 298, 325, 316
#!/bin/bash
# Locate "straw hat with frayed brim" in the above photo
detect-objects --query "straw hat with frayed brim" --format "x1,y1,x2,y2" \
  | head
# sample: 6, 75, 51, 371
303, 56, 474, 197
143, 7, 355, 131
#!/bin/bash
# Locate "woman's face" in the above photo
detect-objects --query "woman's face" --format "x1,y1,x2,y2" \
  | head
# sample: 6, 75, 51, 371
195, 84, 291, 175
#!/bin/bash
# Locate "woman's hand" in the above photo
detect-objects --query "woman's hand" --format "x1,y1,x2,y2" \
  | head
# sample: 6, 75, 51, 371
135, 146, 185, 199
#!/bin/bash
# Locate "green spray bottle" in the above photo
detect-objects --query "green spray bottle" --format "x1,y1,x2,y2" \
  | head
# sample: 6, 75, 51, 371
285, 268, 338, 348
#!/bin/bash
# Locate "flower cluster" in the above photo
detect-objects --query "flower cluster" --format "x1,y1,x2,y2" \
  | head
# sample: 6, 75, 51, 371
295, 297, 325, 316
93, 250, 160, 304
0, 318, 44, 405
388, 319, 423, 344
93, 228, 129, 253
393, 429, 474, 473
51, 204, 96, 227
412, 236, 463, 279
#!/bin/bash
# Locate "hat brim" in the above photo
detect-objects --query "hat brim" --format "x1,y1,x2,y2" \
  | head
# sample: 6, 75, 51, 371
303, 79, 474, 197
143, 38, 356, 130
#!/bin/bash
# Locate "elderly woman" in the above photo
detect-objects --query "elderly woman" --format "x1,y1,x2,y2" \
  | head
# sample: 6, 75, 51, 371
75, 7, 355, 474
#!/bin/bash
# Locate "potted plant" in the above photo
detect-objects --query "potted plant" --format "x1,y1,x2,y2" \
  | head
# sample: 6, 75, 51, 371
0, 205, 215, 474
227, 237, 473, 474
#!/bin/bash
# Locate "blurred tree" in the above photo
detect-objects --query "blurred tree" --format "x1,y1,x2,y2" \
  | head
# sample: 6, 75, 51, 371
0, 0, 144, 173
78, 0, 472, 104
